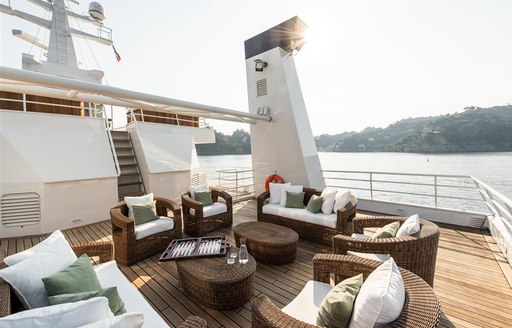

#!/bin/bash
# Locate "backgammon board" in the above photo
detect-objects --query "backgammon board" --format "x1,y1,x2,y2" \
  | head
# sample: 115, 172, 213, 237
159, 236, 227, 261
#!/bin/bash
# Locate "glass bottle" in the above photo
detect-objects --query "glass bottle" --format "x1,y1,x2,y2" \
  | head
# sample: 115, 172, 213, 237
238, 237, 249, 264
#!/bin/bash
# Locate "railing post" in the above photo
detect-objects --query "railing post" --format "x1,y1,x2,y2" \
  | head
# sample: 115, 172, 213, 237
370, 172, 373, 200
235, 170, 239, 202
22, 93, 27, 112
434, 176, 438, 208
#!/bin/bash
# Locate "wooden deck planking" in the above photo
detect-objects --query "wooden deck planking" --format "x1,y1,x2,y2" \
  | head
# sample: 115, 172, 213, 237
2, 200, 512, 327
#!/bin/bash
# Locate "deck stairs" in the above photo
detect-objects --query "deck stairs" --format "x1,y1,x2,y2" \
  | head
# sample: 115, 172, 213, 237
111, 131, 146, 200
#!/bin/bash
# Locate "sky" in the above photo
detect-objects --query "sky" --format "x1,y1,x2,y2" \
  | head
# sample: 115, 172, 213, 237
1, 0, 511, 135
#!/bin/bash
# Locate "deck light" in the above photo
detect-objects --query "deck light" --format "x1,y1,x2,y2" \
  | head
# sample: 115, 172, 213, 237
254, 59, 268, 72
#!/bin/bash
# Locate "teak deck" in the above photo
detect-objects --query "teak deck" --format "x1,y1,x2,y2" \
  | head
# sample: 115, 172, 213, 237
2, 200, 512, 328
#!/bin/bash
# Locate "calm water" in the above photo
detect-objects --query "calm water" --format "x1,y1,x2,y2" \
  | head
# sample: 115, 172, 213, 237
198, 152, 512, 212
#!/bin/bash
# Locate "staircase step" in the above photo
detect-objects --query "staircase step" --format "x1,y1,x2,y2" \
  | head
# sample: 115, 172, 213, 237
118, 181, 144, 187
119, 163, 138, 167
119, 172, 141, 177
119, 191, 145, 199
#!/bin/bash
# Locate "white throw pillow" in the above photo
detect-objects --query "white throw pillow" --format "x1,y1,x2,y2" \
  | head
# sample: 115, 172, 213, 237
280, 185, 304, 206
189, 183, 209, 200
0, 297, 113, 328
0, 233, 78, 309
77, 312, 144, 328
320, 189, 337, 215
3, 230, 73, 266
396, 214, 421, 237
333, 189, 351, 213
269, 182, 290, 204
349, 258, 405, 328
124, 193, 153, 219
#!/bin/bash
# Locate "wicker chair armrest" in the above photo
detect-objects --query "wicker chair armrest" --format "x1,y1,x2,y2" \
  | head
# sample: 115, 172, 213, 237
181, 194, 203, 217
210, 187, 232, 204
178, 315, 208, 328
352, 216, 405, 234
335, 200, 357, 235
0, 273, 10, 317
312, 254, 381, 283
252, 295, 317, 328
332, 234, 414, 255
110, 208, 135, 231
257, 191, 270, 208
154, 196, 181, 216
72, 241, 113, 263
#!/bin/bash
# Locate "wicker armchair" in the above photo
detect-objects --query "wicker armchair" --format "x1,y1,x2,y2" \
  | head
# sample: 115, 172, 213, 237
0, 241, 113, 318
181, 187, 232, 237
110, 196, 182, 266
179, 316, 209, 328
252, 254, 441, 328
333, 216, 440, 287
257, 188, 358, 245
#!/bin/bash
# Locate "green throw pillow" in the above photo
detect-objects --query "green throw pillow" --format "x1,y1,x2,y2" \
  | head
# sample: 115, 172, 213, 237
285, 191, 305, 208
42, 254, 102, 297
317, 274, 363, 328
132, 200, 159, 225
48, 287, 126, 316
306, 195, 323, 213
195, 190, 213, 206
371, 221, 400, 238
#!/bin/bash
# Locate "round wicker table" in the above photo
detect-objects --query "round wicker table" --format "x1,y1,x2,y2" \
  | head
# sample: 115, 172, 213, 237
233, 222, 299, 265
176, 249, 256, 309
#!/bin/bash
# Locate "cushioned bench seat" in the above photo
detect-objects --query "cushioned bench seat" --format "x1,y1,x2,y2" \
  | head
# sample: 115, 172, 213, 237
262, 204, 337, 229
257, 188, 358, 246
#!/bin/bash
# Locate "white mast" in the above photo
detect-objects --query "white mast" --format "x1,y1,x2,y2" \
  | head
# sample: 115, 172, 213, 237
0, 0, 112, 83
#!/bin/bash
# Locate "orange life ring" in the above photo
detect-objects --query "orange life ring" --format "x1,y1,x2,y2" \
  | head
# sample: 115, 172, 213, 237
265, 172, 285, 191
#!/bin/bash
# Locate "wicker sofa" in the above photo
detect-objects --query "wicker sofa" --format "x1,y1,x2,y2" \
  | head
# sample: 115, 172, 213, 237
0, 241, 207, 327
251, 254, 441, 328
333, 215, 440, 287
257, 188, 357, 245
110, 197, 182, 266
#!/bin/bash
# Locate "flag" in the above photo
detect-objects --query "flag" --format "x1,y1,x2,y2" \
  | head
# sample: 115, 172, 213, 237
112, 44, 121, 62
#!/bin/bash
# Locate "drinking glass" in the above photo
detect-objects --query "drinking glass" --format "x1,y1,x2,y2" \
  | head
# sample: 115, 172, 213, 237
227, 247, 237, 264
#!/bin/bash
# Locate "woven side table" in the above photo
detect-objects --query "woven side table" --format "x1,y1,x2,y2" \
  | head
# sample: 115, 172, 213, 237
176, 249, 256, 309
233, 222, 299, 265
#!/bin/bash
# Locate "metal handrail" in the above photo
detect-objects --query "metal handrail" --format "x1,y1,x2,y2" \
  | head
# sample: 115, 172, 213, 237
127, 109, 209, 128
214, 167, 254, 202
323, 170, 486, 212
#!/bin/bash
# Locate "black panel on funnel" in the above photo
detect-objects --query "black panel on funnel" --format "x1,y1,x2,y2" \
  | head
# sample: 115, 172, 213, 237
244, 16, 308, 59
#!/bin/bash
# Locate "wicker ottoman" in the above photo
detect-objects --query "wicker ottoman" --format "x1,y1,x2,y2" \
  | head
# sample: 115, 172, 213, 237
233, 222, 299, 265
176, 250, 256, 309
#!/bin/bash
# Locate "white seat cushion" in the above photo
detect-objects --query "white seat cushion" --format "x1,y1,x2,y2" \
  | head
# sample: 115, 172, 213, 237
262, 204, 337, 229
4, 230, 73, 266
0, 298, 113, 328
349, 258, 405, 327
282, 280, 333, 325
134, 216, 174, 240
320, 189, 337, 215
189, 202, 227, 217
0, 231, 77, 308
124, 193, 153, 219
280, 185, 304, 206
347, 251, 390, 262
77, 312, 144, 328
333, 190, 351, 213
269, 182, 290, 204
396, 214, 421, 237
94, 261, 167, 328
351, 233, 371, 239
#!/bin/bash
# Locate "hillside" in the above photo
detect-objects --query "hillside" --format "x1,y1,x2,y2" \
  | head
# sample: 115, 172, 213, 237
316, 105, 512, 153
196, 129, 251, 155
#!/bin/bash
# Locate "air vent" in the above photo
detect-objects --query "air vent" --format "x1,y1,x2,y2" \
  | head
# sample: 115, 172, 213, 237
256, 79, 267, 97
1, 192, 41, 227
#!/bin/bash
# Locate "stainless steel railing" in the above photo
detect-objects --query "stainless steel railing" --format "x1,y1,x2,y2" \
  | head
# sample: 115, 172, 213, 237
322, 170, 487, 213
472, 176, 512, 265
214, 168, 254, 202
